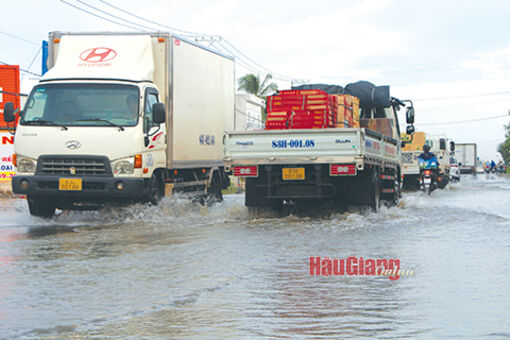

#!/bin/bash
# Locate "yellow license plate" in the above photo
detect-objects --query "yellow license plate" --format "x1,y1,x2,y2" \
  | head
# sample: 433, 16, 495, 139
59, 178, 82, 191
282, 167, 305, 180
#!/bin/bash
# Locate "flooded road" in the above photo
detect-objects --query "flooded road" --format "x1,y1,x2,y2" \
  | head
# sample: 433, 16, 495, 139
1, 175, 510, 339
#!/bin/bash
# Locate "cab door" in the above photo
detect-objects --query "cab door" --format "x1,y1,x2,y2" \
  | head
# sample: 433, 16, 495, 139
143, 87, 166, 169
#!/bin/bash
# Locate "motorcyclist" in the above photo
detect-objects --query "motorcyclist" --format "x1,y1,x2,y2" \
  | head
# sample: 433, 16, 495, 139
490, 160, 496, 173
496, 160, 505, 174
418, 144, 440, 186
484, 160, 491, 174
418, 144, 436, 163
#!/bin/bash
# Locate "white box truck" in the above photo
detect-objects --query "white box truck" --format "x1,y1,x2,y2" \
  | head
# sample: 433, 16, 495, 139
401, 131, 426, 189
3, 32, 235, 217
455, 143, 477, 174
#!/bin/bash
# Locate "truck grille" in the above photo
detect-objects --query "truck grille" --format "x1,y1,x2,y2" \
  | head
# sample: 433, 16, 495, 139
37, 156, 112, 176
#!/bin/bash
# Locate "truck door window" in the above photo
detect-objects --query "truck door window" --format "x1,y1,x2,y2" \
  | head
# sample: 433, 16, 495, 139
144, 91, 159, 134
24, 89, 48, 121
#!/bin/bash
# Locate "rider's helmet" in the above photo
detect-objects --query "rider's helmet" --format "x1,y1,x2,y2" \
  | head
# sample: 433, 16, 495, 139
423, 144, 431, 152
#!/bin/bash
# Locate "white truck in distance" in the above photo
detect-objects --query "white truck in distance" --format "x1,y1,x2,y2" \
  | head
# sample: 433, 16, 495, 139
455, 143, 478, 174
401, 131, 425, 189
3, 32, 234, 217
224, 101, 416, 211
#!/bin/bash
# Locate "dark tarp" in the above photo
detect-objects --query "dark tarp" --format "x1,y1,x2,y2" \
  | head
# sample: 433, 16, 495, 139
291, 83, 344, 95
344, 81, 390, 108
292, 81, 391, 108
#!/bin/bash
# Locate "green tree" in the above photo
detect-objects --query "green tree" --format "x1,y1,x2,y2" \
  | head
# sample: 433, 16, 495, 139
237, 73, 278, 97
497, 122, 510, 167
237, 73, 278, 121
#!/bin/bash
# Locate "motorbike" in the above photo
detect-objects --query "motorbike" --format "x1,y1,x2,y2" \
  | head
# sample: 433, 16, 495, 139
419, 157, 439, 195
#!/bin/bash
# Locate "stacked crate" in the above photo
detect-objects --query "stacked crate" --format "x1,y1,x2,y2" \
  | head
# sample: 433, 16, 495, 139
266, 89, 338, 130
265, 111, 289, 130
335, 94, 360, 128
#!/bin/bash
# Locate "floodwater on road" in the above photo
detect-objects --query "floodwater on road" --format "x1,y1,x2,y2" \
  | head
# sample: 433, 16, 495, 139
1, 175, 510, 339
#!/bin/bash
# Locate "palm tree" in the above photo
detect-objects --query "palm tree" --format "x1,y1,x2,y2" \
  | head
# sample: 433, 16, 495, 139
238, 73, 278, 121
237, 73, 278, 98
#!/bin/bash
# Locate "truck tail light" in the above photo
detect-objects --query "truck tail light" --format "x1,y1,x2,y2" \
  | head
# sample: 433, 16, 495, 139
12, 154, 17, 167
134, 154, 142, 168
330, 164, 356, 176
233, 166, 258, 177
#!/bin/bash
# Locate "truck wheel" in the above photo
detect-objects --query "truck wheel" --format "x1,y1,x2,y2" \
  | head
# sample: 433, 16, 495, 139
370, 170, 381, 212
207, 171, 223, 203
27, 196, 55, 218
245, 179, 257, 207
146, 172, 164, 205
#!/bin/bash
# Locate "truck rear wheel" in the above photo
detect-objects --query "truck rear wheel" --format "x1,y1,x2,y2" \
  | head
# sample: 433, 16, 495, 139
27, 196, 56, 218
369, 170, 381, 212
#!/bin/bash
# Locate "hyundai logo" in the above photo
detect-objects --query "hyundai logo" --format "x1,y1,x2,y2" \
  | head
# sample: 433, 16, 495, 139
79, 47, 117, 63
65, 140, 81, 150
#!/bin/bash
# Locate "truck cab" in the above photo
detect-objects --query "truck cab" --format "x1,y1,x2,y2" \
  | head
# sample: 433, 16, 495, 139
9, 80, 167, 217
3, 32, 234, 217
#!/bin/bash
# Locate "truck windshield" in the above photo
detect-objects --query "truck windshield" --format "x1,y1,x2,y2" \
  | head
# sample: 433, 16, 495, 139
21, 83, 140, 127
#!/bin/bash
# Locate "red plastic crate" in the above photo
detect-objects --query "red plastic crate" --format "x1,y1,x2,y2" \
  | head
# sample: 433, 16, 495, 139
278, 89, 326, 96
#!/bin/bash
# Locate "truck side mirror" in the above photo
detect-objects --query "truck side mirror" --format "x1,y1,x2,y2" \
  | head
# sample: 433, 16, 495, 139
3, 102, 15, 123
152, 103, 166, 124
450, 141, 455, 151
406, 125, 415, 135
406, 106, 415, 124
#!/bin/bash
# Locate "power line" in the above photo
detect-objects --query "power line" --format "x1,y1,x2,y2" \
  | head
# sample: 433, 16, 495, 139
22, 47, 42, 81
0, 29, 39, 46
419, 114, 508, 126
89, 0, 298, 81
59, 0, 145, 31
0, 89, 28, 97
26, 47, 42, 72
215, 40, 261, 75
0, 61, 41, 77
415, 91, 510, 101
98, 0, 204, 37
221, 38, 294, 81
75, 0, 156, 32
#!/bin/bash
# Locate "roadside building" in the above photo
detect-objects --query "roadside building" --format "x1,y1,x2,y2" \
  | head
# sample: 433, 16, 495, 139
0, 65, 20, 193
235, 93, 265, 131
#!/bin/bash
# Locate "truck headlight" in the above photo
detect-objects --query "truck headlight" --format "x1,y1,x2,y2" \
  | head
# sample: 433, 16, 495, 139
17, 156, 36, 173
112, 158, 135, 175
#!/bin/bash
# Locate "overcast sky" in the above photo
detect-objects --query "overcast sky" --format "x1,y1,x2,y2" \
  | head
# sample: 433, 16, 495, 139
2, 0, 510, 160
